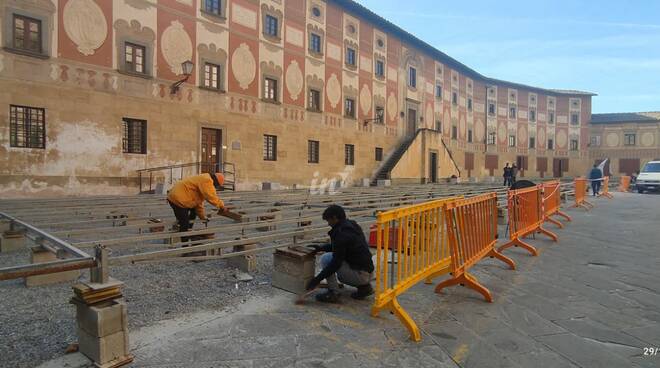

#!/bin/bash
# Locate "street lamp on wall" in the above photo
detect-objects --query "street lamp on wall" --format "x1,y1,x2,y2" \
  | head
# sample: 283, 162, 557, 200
170, 60, 194, 94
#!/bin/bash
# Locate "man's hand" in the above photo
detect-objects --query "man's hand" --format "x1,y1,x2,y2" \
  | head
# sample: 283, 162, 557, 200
306, 276, 321, 291
306, 244, 323, 254
217, 207, 227, 215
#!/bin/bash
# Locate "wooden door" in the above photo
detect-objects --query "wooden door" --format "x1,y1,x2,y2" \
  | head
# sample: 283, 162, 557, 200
201, 128, 222, 173
553, 158, 562, 178
407, 108, 417, 137
429, 152, 438, 183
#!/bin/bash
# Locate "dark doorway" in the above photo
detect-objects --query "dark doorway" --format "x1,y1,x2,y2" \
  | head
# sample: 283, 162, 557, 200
429, 152, 438, 183
553, 158, 568, 178
201, 128, 222, 173
516, 155, 528, 177
407, 108, 417, 137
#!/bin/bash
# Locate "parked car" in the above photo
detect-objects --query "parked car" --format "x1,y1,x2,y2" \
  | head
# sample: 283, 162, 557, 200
636, 160, 660, 193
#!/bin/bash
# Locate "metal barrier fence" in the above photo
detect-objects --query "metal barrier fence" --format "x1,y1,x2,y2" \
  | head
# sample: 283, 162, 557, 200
500, 185, 557, 256
618, 176, 631, 192
573, 178, 594, 210
371, 197, 460, 342
542, 180, 572, 228
434, 193, 515, 302
600, 176, 614, 199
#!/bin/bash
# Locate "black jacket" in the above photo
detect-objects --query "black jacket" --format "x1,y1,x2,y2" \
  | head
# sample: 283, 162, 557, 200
316, 219, 374, 280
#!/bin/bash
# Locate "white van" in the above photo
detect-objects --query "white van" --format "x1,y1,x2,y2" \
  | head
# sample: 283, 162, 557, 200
636, 160, 660, 193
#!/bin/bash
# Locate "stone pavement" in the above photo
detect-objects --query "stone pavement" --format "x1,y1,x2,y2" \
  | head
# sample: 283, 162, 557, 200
42, 192, 660, 368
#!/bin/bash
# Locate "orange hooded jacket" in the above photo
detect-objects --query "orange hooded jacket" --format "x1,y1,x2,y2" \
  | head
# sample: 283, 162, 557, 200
167, 173, 224, 219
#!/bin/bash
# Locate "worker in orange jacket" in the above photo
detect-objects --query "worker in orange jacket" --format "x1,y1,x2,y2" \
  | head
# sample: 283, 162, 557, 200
167, 172, 226, 241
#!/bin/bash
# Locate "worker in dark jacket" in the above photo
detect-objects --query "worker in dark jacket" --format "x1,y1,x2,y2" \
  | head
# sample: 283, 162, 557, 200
306, 205, 375, 303
503, 163, 512, 186
589, 164, 603, 196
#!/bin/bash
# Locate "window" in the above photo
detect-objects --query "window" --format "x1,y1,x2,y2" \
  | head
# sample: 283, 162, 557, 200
203, 0, 222, 16
529, 109, 536, 122
345, 144, 355, 165
408, 67, 416, 88
308, 89, 321, 111
549, 111, 555, 124
203, 62, 221, 90
570, 139, 578, 151
548, 138, 554, 150
487, 132, 496, 145
264, 15, 278, 37
344, 98, 355, 118
9, 105, 45, 149
122, 118, 147, 154
509, 106, 517, 119
375, 106, 384, 124
624, 133, 636, 146
488, 103, 496, 116
467, 98, 473, 111
312, 7, 321, 17
435, 120, 441, 131
590, 135, 601, 147
263, 135, 277, 161
375, 147, 383, 161
375, 60, 385, 77
346, 47, 356, 66
308, 140, 319, 163
451, 126, 457, 139
571, 113, 580, 125
309, 33, 322, 54
508, 135, 516, 147
467, 129, 473, 143
435, 84, 442, 99
452, 92, 458, 105
529, 137, 536, 149
125, 42, 146, 74
264, 77, 278, 102
12, 14, 42, 54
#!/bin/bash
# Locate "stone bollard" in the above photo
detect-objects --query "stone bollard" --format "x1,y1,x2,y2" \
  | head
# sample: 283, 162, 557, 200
25, 247, 81, 287
1, 230, 25, 252
272, 247, 316, 294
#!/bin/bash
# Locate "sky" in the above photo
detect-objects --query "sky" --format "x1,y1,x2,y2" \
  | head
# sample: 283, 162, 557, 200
354, 0, 660, 113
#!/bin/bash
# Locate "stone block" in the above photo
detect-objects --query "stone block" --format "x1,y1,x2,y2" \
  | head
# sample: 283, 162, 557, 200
76, 299, 128, 338
272, 247, 316, 294
377, 179, 391, 187
1, 230, 25, 253
78, 327, 129, 365
25, 248, 81, 287
227, 254, 257, 273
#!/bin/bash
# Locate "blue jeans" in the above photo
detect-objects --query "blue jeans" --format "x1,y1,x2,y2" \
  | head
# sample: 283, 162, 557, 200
319, 253, 372, 292
591, 180, 601, 196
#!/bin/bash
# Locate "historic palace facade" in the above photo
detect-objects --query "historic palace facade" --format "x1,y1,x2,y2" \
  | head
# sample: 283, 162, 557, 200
0, 0, 596, 196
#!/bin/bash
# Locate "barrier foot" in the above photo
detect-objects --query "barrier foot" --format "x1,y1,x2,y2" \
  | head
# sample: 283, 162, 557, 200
556, 210, 572, 222
537, 226, 558, 242
373, 298, 421, 342
545, 216, 564, 229
435, 272, 493, 303
488, 248, 516, 270
499, 237, 539, 256
599, 193, 613, 199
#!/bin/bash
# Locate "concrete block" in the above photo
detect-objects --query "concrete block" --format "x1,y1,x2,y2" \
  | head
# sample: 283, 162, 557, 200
257, 209, 281, 231
362, 178, 371, 187
228, 254, 257, 273
1, 230, 25, 252
377, 179, 391, 187
76, 299, 127, 338
78, 328, 129, 365
272, 248, 316, 294
25, 248, 81, 287
0, 220, 10, 233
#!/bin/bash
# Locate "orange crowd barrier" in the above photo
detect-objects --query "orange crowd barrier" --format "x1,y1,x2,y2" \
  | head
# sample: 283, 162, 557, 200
599, 176, 614, 199
371, 197, 460, 341
573, 178, 594, 210
500, 185, 557, 256
618, 176, 631, 192
433, 193, 516, 303
542, 180, 572, 228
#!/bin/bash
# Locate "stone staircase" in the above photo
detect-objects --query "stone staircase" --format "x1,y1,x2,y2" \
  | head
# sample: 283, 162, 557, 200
370, 132, 419, 186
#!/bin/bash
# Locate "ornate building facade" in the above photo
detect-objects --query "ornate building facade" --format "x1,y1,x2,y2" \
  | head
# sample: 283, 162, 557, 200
0, 0, 595, 196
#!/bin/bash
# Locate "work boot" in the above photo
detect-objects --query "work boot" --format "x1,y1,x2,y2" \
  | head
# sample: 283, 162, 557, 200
351, 284, 374, 300
315, 290, 341, 303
